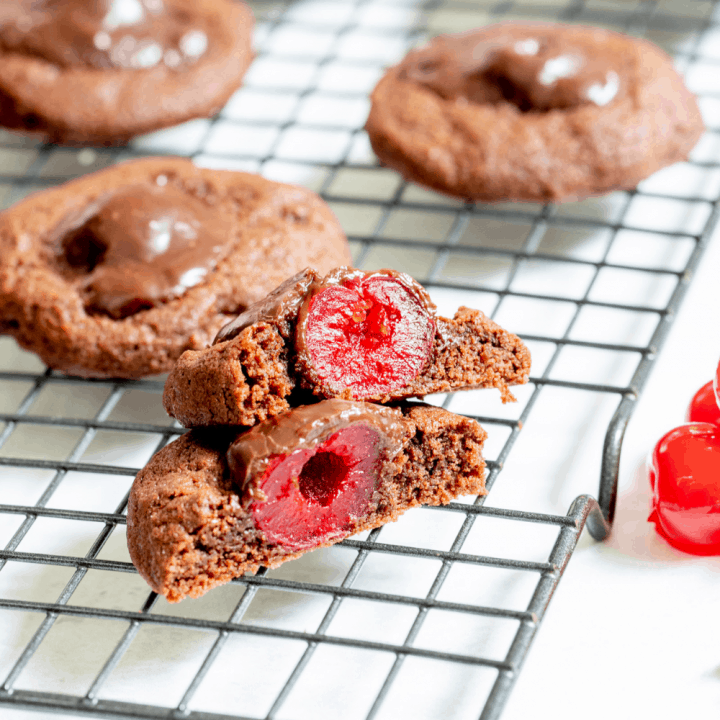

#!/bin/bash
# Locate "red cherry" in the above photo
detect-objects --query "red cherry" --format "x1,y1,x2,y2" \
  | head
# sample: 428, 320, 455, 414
251, 424, 382, 551
648, 423, 720, 555
686, 381, 720, 424
303, 275, 434, 398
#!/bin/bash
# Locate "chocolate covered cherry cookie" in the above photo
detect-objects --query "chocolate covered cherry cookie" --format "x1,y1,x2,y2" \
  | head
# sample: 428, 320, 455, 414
0, 158, 351, 378
365, 22, 704, 202
0, 0, 254, 145
127, 399, 487, 602
163, 267, 531, 427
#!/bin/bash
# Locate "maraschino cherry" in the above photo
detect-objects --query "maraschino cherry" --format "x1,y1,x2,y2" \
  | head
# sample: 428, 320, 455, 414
649, 360, 720, 554
686, 380, 720, 425
303, 274, 435, 397
251, 424, 382, 551
649, 423, 720, 554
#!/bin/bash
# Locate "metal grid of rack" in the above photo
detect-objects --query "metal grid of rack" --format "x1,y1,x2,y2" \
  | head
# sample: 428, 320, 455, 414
0, 0, 719, 718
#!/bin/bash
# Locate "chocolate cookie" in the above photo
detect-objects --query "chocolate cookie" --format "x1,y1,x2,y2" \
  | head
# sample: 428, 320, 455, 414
163, 267, 531, 427
127, 400, 487, 602
0, 0, 253, 145
365, 23, 704, 202
0, 158, 351, 378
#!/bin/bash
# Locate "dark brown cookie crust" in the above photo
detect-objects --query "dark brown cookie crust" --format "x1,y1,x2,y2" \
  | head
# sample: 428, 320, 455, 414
0, 157, 351, 378
0, 0, 254, 146
162, 271, 531, 427
127, 403, 487, 602
365, 23, 704, 203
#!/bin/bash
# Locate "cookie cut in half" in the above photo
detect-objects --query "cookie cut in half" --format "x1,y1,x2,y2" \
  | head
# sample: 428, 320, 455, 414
0, 158, 351, 378
127, 399, 487, 602
163, 267, 531, 427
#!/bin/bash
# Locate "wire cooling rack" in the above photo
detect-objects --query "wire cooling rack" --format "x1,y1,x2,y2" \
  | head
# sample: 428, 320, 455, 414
1, 1, 720, 719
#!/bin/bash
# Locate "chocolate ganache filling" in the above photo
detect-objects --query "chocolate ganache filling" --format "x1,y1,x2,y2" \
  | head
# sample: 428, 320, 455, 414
62, 182, 232, 319
214, 268, 318, 344
0, 0, 209, 70
403, 30, 631, 111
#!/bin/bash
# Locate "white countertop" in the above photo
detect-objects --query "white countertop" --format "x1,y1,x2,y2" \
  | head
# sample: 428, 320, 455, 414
505, 208, 720, 719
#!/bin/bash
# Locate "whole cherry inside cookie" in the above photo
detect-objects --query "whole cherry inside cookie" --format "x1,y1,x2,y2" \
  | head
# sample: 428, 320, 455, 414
365, 22, 704, 202
241, 424, 386, 551
228, 400, 408, 552
300, 270, 435, 398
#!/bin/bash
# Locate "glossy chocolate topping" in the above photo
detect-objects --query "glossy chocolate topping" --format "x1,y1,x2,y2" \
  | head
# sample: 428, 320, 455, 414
402, 29, 632, 111
0, 0, 209, 70
214, 268, 319, 345
63, 182, 232, 319
227, 400, 408, 503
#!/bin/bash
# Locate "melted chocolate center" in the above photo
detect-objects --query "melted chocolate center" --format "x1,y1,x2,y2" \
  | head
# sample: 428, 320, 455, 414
63, 183, 231, 319
0, 0, 209, 70
403, 31, 628, 111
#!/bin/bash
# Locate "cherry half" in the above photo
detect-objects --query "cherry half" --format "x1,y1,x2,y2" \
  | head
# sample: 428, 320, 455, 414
303, 275, 435, 398
686, 381, 720, 425
649, 423, 720, 555
251, 424, 383, 551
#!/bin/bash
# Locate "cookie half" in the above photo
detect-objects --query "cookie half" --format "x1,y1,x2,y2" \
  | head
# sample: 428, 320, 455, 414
163, 267, 531, 427
127, 400, 487, 602
366, 23, 704, 202
0, 158, 351, 378
0, 0, 254, 145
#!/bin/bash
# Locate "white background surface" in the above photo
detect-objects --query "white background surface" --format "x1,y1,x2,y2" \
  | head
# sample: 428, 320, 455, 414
505, 217, 720, 719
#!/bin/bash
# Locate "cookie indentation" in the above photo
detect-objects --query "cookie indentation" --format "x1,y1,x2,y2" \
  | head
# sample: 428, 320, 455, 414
404, 33, 628, 112
61, 183, 232, 319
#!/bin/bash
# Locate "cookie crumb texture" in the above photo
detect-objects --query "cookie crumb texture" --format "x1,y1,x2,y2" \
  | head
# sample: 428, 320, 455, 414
0, 158, 351, 378
0, 0, 254, 145
127, 403, 487, 602
164, 268, 531, 427
365, 22, 704, 202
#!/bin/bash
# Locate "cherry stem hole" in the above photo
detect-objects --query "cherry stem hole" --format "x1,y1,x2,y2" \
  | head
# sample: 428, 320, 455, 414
298, 451, 349, 506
